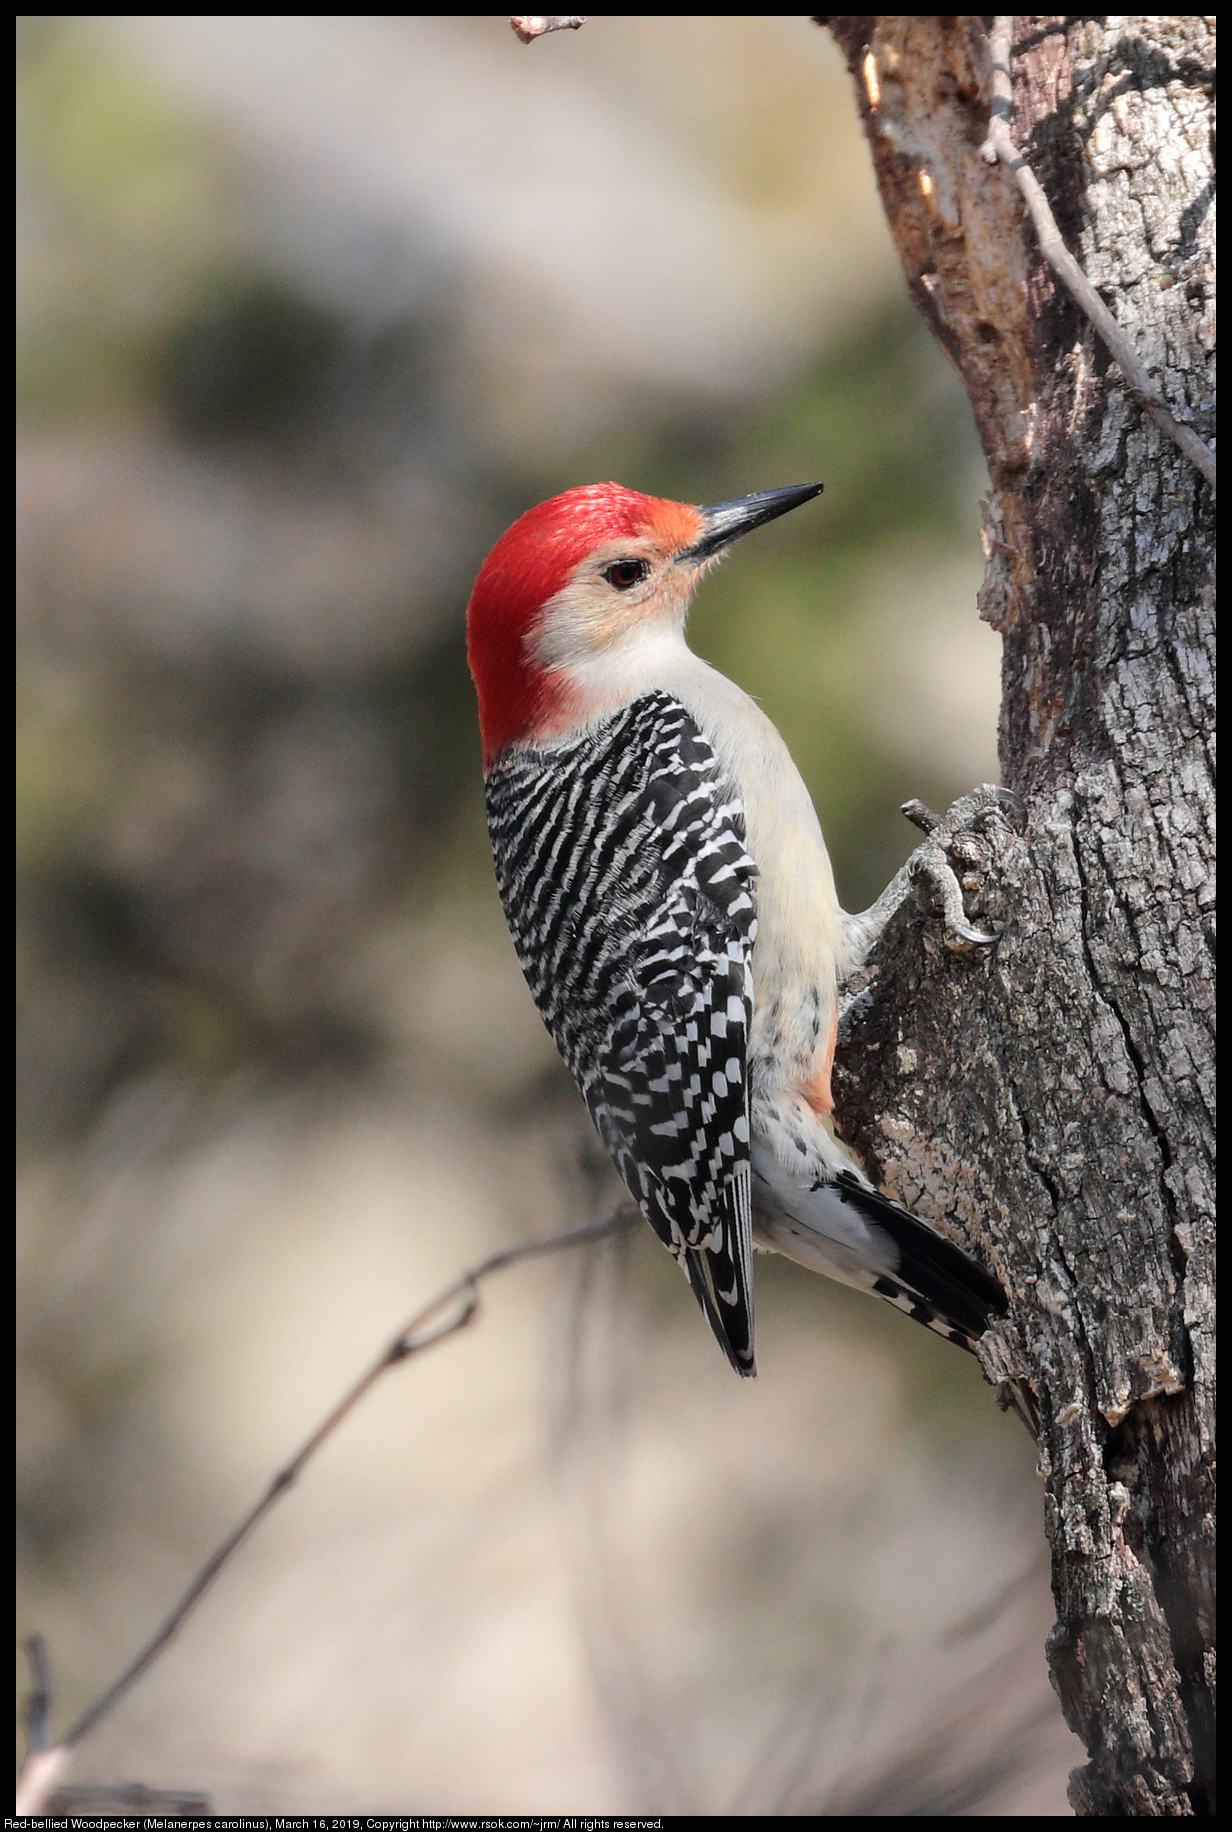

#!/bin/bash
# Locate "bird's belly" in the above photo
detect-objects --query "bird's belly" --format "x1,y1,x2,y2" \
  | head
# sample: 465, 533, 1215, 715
740, 779, 845, 1123
748, 975, 837, 1111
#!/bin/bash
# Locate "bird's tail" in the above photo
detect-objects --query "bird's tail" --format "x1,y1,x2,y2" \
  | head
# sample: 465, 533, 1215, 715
830, 1170, 1006, 1351
752, 1145, 1006, 1355
683, 1180, 756, 1378
756, 1165, 1040, 1434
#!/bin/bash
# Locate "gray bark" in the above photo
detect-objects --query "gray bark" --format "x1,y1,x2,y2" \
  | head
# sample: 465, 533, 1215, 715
822, 17, 1214, 1815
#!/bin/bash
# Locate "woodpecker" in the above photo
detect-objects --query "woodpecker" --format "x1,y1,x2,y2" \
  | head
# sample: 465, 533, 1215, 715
467, 482, 1006, 1376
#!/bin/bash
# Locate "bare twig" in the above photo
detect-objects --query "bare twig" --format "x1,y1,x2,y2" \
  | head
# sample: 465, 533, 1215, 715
979, 16, 1215, 491
23, 1634, 53, 1751
510, 16, 587, 45
15, 1205, 637, 1813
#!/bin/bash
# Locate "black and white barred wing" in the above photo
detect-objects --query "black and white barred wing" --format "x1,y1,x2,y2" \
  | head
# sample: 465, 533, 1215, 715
486, 692, 759, 1374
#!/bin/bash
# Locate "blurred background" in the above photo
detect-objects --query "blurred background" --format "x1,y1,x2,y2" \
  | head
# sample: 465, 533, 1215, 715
16, 15, 1080, 1813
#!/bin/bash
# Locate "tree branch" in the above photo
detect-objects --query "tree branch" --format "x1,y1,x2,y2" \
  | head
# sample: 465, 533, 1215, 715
823, 14, 1214, 1808
979, 16, 1216, 491
15, 1204, 638, 1815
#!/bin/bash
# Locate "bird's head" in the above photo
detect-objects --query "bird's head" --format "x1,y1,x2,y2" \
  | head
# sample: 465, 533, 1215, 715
467, 480, 822, 766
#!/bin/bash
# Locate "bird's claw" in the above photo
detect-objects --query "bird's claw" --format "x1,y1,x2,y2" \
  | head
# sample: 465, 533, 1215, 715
909, 783, 1022, 833
904, 783, 1020, 950
841, 784, 1015, 979
908, 842, 998, 948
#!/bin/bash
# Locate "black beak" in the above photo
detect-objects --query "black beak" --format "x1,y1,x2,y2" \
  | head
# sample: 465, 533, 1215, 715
677, 482, 824, 565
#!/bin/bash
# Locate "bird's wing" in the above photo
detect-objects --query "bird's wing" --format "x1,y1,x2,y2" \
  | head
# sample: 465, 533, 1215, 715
486, 690, 759, 1373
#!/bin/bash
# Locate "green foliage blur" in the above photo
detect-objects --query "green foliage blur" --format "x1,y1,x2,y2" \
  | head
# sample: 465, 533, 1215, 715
18, 15, 991, 1148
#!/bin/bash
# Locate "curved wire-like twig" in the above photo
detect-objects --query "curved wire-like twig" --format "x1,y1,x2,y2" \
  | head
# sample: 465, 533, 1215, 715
979, 17, 1215, 491
15, 1205, 637, 1813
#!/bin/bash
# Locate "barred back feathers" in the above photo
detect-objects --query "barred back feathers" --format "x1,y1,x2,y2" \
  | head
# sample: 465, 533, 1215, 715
487, 692, 759, 1373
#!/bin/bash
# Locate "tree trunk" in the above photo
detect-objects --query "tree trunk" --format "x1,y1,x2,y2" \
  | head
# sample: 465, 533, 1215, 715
822, 17, 1214, 1816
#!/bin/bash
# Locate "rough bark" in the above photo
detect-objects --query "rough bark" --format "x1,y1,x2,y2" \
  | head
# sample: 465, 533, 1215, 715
822, 17, 1214, 1816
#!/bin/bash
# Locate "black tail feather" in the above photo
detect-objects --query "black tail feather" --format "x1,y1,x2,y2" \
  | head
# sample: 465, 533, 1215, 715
834, 1170, 1007, 1346
684, 1227, 756, 1378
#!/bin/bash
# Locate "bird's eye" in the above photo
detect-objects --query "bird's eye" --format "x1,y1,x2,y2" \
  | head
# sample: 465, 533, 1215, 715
603, 558, 649, 591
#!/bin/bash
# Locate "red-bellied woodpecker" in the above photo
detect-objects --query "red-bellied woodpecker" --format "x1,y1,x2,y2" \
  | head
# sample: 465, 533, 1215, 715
467, 481, 1006, 1376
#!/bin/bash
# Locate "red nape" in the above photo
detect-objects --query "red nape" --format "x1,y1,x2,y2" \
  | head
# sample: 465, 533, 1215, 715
467, 482, 670, 767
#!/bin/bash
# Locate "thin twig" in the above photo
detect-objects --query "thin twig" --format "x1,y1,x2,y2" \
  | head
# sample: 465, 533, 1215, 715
16, 1206, 637, 1810
979, 16, 1215, 490
510, 16, 587, 45
23, 1636, 53, 1752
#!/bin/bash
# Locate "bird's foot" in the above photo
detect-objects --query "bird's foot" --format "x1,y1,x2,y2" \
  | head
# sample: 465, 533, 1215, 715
842, 784, 1022, 978
905, 783, 1024, 950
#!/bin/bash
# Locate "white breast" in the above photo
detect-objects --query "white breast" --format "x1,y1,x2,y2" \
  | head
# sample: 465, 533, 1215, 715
659, 648, 847, 1022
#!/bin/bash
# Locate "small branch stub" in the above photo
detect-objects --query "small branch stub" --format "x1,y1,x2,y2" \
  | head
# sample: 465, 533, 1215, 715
510, 16, 587, 45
